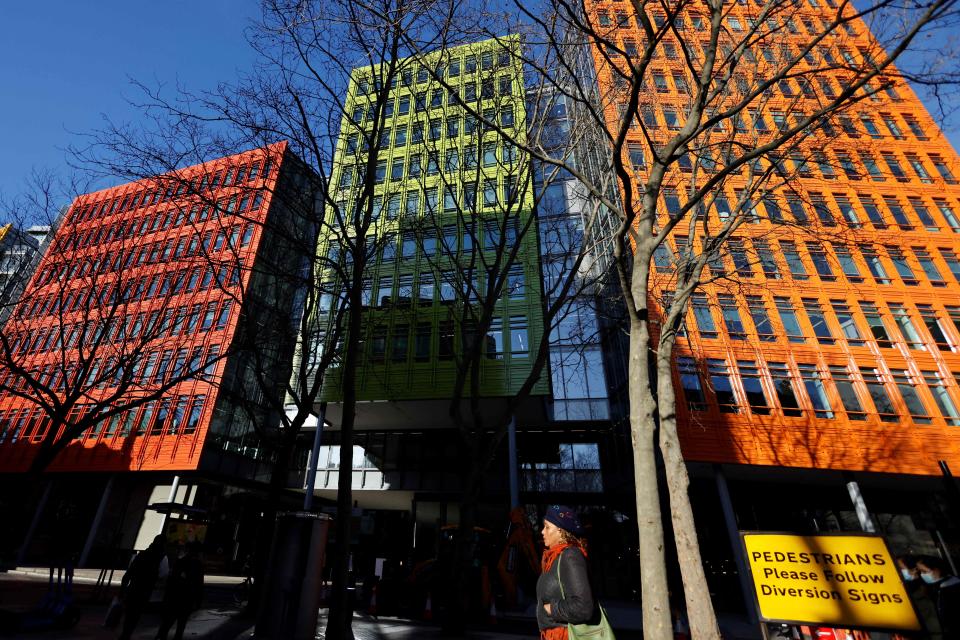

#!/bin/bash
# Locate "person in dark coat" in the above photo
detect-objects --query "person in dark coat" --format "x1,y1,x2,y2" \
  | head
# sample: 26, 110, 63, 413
536, 505, 596, 640
155, 542, 204, 640
916, 556, 960, 638
119, 534, 167, 640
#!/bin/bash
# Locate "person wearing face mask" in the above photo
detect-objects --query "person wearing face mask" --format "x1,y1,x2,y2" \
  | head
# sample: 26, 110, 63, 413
916, 556, 960, 638
897, 555, 940, 637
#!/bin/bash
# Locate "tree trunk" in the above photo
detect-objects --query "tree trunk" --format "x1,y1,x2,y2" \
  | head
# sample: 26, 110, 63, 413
656, 346, 720, 639
628, 320, 672, 640
325, 300, 363, 640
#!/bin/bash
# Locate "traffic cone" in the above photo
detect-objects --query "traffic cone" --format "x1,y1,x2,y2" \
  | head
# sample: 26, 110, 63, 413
488, 599, 498, 625
423, 593, 433, 621
367, 583, 378, 616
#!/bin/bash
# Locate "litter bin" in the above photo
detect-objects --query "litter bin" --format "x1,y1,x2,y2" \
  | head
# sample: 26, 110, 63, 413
256, 511, 332, 640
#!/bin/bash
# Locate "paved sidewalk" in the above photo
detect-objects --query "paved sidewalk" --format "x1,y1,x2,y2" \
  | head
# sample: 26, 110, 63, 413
1, 570, 760, 639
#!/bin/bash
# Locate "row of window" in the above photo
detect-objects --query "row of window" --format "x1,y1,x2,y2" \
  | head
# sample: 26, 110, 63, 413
353, 49, 514, 94
681, 291, 960, 354
651, 184, 960, 235
595, 2, 856, 35
11, 296, 233, 356
677, 356, 960, 426
658, 234, 960, 289
628, 121, 953, 186
349, 77, 516, 124
0, 396, 204, 446
69, 159, 271, 226
345, 107, 516, 155
339, 142, 520, 190
361, 315, 529, 363
320, 261, 526, 312
339, 176, 524, 219
22, 260, 240, 322
59, 195, 262, 255
36, 224, 253, 292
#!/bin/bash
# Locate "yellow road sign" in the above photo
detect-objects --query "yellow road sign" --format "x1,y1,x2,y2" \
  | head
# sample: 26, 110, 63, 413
741, 532, 921, 631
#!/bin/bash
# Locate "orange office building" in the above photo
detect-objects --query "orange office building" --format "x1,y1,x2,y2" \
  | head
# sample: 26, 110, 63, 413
0, 142, 310, 569
584, 0, 960, 628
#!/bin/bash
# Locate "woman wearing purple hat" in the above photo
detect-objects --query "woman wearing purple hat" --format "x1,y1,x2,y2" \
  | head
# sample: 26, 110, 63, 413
536, 505, 596, 640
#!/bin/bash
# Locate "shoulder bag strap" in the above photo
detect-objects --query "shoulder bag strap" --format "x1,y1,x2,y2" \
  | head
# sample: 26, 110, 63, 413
557, 551, 565, 599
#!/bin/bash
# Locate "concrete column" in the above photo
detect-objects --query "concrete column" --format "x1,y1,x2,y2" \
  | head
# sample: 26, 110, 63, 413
304, 403, 327, 511
714, 465, 758, 624
507, 414, 520, 509
159, 475, 180, 535
17, 479, 54, 565
79, 475, 115, 567
844, 473, 876, 533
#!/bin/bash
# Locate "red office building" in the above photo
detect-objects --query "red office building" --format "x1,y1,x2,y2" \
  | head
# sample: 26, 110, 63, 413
0, 142, 310, 568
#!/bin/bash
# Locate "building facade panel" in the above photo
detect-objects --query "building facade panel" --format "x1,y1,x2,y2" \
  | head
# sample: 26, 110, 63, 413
583, 0, 960, 476
0, 143, 287, 473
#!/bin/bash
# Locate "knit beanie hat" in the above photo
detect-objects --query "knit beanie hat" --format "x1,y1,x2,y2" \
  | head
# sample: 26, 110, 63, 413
544, 505, 584, 537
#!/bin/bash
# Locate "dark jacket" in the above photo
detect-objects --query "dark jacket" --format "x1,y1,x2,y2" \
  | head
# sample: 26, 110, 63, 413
934, 576, 960, 637
163, 553, 204, 612
121, 546, 165, 602
536, 547, 596, 631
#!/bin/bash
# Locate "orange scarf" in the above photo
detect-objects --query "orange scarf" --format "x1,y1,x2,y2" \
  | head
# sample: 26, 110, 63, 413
540, 543, 588, 640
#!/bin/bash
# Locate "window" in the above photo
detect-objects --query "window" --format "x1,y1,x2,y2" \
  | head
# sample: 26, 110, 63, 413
910, 249, 944, 285
906, 155, 932, 182
510, 316, 528, 357
882, 114, 903, 138
798, 363, 833, 418
882, 153, 907, 180
391, 324, 409, 362
860, 115, 881, 138
889, 302, 924, 349
628, 144, 646, 171
894, 370, 931, 424
746, 296, 776, 342
415, 323, 432, 362
486, 318, 504, 359
931, 155, 957, 184
678, 357, 707, 411
940, 249, 960, 282
831, 301, 863, 345
909, 198, 939, 231
858, 302, 892, 348
768, 362, 802, 417
398, 95, 410, 115
803, 299, 834, 344
829, 366, 867, 420
752, 240, 780, 279
653, 73, 668, 93
775, 297, 805, 343
663, 108, 679, 129
923, 371, 960, 426
858, 367, 898, 422
860, 245, 889, 284
886, 247, 917, 284
786, 198, 809, 224
806, 243, 835, 281
779, 242, 808, 280
718, 295, 746, 339
916, 304, 951, 349
376, 275, 393, 307
936, 201, 960, 231
859, 152, 884, 180
707, 359, 738, 413
902, 113, 926, 140
691, 294, 717, 338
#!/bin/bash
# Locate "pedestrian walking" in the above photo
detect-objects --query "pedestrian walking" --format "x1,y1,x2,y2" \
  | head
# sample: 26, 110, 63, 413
118, 535, 167, 640
536, 505, 597, 640
155, 542, 204, 640
916, 556, 960, 638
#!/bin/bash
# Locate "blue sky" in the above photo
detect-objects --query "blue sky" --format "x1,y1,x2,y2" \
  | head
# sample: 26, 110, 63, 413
0, 2, 958, 203
0, 1, 260, 200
